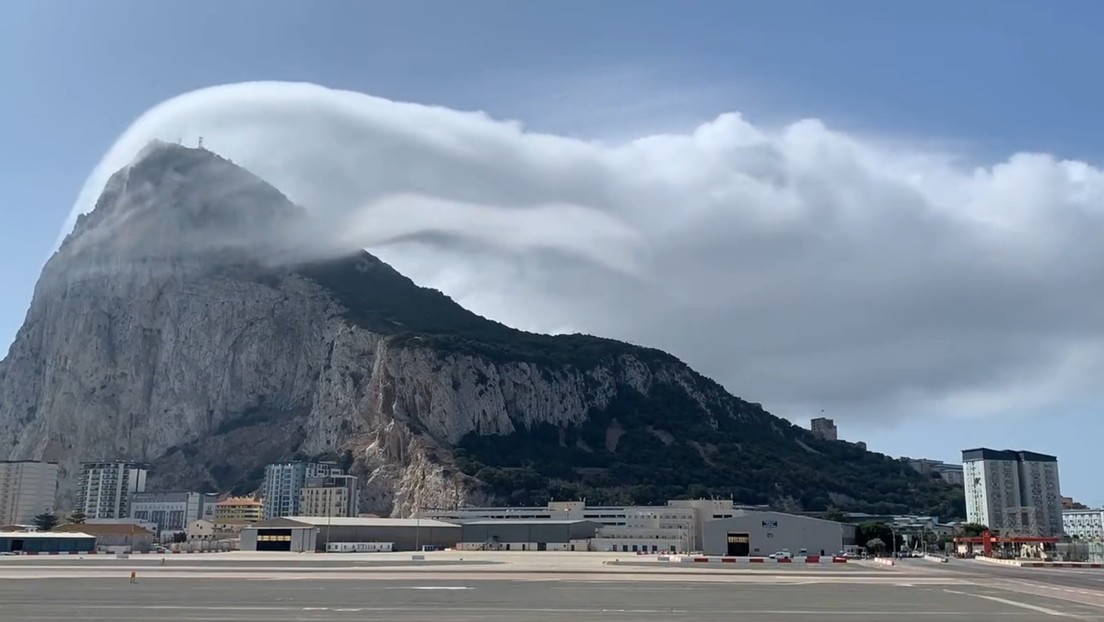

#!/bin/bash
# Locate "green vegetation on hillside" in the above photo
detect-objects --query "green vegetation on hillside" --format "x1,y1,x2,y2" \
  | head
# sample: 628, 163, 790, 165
293, 252, 966, 518
294, 252, 675, 368
456, 382, 966, 517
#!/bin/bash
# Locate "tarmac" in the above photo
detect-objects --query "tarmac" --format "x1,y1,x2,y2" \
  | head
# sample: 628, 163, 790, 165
2, 552, 1103, 621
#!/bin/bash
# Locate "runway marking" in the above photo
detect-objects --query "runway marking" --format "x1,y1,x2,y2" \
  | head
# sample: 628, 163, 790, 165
943, 588, 1075, 617
73, 604, 1058, 616
405, 586, 473, 590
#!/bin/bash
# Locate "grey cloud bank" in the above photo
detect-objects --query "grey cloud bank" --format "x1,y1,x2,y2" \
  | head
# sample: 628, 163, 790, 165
61, 81, 1104, 424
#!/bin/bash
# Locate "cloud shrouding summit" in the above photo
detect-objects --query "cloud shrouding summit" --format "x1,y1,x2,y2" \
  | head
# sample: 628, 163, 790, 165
65, 82, 1104, 425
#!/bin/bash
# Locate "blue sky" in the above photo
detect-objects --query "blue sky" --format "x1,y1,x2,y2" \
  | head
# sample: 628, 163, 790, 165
3, 0, 1103, 505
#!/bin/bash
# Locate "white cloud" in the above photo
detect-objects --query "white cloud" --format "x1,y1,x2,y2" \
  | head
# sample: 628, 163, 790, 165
62, 81, 1104, 425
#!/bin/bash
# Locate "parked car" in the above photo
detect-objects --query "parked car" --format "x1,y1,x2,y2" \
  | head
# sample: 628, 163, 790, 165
769, 550, 792, 560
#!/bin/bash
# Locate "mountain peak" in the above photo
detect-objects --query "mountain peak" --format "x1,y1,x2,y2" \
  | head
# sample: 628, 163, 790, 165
63, 141, 303, 262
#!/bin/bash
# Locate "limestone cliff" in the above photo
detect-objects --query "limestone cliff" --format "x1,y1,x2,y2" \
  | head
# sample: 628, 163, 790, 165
0, 142, 965, 518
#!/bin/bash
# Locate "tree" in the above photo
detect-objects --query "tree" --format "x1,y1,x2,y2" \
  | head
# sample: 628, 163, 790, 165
857, 522, 894, 547
960, 523, 988, 537
824, 507, 848, 523
866, 538, 886, 554
67, 509, 86, 524
32, 512, 59, 531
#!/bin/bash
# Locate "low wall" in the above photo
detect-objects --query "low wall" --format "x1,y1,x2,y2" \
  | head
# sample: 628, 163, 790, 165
662, 555, 847, 564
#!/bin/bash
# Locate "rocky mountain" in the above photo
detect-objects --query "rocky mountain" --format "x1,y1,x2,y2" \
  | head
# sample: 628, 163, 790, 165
0, 142, 964, 518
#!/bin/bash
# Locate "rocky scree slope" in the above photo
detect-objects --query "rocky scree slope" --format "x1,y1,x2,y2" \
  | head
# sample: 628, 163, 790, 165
0, 142, 963, 518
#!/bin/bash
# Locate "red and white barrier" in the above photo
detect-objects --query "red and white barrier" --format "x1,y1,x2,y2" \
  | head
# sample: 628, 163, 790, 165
666, 555, 847, 564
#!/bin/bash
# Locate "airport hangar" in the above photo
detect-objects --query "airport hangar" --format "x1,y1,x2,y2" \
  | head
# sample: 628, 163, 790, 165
240, 517, 461, 552
702, 510, 856, 557
456, 520, 600, 551
0, 531, 96, 554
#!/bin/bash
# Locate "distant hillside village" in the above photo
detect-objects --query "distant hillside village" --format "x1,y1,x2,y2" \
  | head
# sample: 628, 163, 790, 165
2, 439, 1100, 562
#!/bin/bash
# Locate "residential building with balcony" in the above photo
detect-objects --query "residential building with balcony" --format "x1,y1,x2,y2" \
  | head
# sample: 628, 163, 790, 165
300, 474, 359, 518
262, 462, 342, 519
77, 462, 148, 520
215, 496, 264, 523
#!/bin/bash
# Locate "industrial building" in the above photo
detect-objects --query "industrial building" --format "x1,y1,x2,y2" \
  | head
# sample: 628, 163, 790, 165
425, 499, 752, 551
240, 516, 460, 552
0, 531, 95, 554
701, 510, 855, 557
54, 522, 155, 553
457, 520, 598, 551
963, 448, 1063, 537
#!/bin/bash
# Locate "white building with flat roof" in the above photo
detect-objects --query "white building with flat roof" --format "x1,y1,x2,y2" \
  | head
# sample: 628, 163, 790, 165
962, 448, 1063, 537
1063, 509, 1104, 540
423, 499, 762, 552
0, 460, 59, 525
77, 462, 148, 520
129, 491, 217, 535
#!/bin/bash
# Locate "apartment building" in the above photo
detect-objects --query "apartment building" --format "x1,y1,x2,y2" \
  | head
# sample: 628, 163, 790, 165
962, 448, 1063, 537
215, 496, 264, 523
300, 474, 359, 518
77, 462, 149, 520
262, 462, 343, 519
129, 491, 217, 534
1063, 509, 1104, 540
0, 460, 59, 525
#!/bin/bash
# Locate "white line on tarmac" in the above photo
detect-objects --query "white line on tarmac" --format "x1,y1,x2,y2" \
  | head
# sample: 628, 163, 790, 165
73, 604, 1047, 616
943, 588, 1075, 618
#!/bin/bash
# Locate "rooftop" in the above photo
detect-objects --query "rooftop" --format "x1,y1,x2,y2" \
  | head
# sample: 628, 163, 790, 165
266, 517, 459, 529
216, 497, 263, 506
0, 531, 94, 539
462, 519, 596, 526
55, 523, 153, 536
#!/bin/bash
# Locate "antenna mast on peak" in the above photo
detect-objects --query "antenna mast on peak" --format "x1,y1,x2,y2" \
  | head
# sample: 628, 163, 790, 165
198, 136, 204, 149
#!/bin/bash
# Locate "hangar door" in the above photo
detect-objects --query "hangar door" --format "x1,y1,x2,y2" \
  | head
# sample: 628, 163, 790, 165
726, 532, 750, 556
256, 529, 293, 552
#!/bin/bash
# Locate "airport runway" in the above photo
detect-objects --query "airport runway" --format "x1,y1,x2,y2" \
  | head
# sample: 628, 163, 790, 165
4, 576, 1104, 621
2, 556, 1104, 621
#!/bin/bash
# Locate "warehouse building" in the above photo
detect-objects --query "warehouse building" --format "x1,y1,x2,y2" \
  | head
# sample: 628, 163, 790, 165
240, 516, 460, 552
0, 531, 95, 554
457, 520, 599, 551
702, 510, 855, 557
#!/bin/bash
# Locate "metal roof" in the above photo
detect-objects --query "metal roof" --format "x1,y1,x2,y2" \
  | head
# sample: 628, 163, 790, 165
265, 517, 459, 529
461, 519, 596, 526
0, 531, 95, 539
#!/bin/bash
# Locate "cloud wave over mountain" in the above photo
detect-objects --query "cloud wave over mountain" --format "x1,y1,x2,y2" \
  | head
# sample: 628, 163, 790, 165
63, 81, 1104, 425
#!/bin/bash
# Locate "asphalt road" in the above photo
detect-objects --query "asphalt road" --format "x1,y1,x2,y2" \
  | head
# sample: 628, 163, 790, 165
900, 558, 1104, 591
3, 576, 1103, 621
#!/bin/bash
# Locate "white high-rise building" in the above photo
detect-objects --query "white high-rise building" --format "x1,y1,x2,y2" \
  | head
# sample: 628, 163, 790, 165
0, 460, 60, 525
262, 462, 343, 519
77, 462, 149, 520
962, 448, 1063, 537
